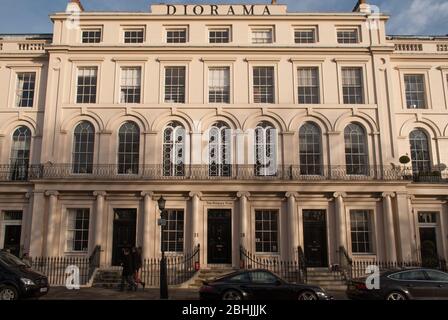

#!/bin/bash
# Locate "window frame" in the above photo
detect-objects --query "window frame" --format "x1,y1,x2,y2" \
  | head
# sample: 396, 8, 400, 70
298, 122, 323, 176
251, 65, 277, 104
9, 126, 32, 181
336, 26, 361, 44
250, 26, 275, 44
341, 66, 366, 104
72, 121, 96, 175
207, 66, 231, 104
65, 208, 91, 253
117, 121, 141, 175
122, 26, 146, 44
119, 66, 143, 104
15, 72, 37, 108
290, 59, 325, 105
344, 123, 370, 176
160, 209, 185, 253
165, 26, 189, 44
348, 209, 376, 255
162, 64, 188, 104
208, 26, 232, 44
80, 27, 103, 44
397, 67, 432, 110
8, 66, 42, 109
253, 209, 280, 255
297, 66, 321, 104
73, 65, 100, 104
404, 74, 427, 109
409, 129, 432, 174
293, 26, 318, 44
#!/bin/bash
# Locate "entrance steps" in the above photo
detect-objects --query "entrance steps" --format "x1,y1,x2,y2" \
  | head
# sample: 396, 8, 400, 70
306, 268, 347, 291
185, 268, 237, 289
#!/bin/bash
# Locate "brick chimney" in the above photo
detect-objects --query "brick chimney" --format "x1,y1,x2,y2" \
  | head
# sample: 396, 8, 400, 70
271, 0, 277, 4
66, 0, 84, 12
353, 0, 371, 14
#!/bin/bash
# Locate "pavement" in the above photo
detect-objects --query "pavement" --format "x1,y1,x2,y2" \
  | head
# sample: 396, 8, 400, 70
39, 287, 348, 300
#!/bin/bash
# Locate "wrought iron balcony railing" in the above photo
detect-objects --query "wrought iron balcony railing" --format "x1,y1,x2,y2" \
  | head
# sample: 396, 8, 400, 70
0, 164, 446, 183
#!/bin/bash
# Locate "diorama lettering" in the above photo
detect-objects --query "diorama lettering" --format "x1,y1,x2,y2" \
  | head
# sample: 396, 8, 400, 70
166, 5, 272, 16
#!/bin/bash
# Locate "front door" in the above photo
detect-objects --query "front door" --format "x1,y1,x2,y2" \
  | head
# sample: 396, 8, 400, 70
419, 227, 439, 268
3, 225, 22, 257
303, 210, 328, 267
207, 209, 232, 264
112, 209, 137, 266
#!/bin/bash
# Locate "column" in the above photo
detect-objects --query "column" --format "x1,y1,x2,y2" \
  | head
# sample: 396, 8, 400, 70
396, 192, 413, 261
29, 191, 45, 257
45, 191, 59, 257
382, 192, 397, 262
286, 192, 299, 259
141, 191, 155, 260
237, 192, 250, 250
189, 192, 202, 249
334, 192, 347, 251
93, 191, 106, 249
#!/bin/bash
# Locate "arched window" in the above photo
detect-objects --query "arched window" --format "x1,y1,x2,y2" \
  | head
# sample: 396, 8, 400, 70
209, 122, 231, 177
344, 123, 368, 175
163, 122, 185, 177
299, 122, 322, 175
255, 122, 277, 176
118, 122, 140, 174
72, 121, 95, 174
409, 129, 431, 174
10, 126, 31, 181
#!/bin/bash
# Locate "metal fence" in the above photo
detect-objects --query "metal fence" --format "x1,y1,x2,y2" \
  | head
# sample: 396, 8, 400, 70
141, 245, 200, 287
239, 246, 305, 284
30, 246, 101, 286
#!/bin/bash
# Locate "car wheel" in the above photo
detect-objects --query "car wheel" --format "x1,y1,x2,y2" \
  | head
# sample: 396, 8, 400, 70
298, 291, 318, 301
0, 286, 18, 301
222, 290, 243, 301
386, 291, 407, 301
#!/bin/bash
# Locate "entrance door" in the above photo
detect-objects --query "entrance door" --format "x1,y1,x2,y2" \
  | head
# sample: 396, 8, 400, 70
112, 209, 137, 266
207, 209, 232, 264
3, 225, 22, 257
303, 210, 328, 267
419, 227, 439, 268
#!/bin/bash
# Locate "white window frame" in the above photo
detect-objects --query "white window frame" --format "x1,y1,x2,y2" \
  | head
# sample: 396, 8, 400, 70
247, 60, 279, 104
336, 26, 361, 44
65, 208, 91, 253
346, 207, 377, 256
250, 26, 275, 44
253, 208, 280, 255
396, 66, 432, 110
290, 58, 325, 105
207, 66, 232, 104
293, 26, 318, 44
122, 26, 146, 44
0, 210, 23, 252
207, 26, 232, 44
158, 59, 191, 104
160, 209, 185, 253
6, 65, 42, 109
69, 59, 104, 105
80, 26, 103, 44
165, 26, 189, 44
334, 59, 370, 105
119, 66, 143, 104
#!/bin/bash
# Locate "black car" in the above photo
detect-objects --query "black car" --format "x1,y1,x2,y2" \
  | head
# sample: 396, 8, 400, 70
0, 251, 49, 300
347, 268, 448, 300
199, 269, 332, 300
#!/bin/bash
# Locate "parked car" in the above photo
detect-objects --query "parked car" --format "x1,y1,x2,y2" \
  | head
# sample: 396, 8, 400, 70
199, 269, 332, 300
0, 251, 49, 300
347, 268, 448, 300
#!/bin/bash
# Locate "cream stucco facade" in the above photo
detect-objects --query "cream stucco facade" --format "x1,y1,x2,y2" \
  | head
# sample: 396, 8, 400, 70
0, 1, 447, 270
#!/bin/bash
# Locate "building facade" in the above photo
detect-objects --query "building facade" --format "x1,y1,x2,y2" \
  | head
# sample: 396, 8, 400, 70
0, 1, 447, 270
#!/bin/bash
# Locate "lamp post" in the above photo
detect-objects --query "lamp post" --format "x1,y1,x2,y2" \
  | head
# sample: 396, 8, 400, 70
157, 196, 168, 299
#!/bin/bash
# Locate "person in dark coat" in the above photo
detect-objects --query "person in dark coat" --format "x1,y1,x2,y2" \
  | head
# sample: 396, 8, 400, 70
120, 247, 137, 291
132, 247, 145, 290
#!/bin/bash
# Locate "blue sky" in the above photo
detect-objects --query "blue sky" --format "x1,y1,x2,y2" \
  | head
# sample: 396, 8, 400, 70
0, 0, 447, 35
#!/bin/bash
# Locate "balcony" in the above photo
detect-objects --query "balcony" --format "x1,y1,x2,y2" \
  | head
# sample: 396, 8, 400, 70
0, 164, 445, 183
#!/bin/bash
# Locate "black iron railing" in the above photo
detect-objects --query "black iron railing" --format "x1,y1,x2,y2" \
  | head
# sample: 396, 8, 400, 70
31, 256, 90, 286
1, 163, 447, 183
141, 244, 200, 287
239, 246, 303, 284
88, 245, 101, 280
336, 246, 353, 281
297, 246, 307, 284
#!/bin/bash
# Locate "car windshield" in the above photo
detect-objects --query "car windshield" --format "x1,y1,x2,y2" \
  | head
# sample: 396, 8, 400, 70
0, 252, 27, 267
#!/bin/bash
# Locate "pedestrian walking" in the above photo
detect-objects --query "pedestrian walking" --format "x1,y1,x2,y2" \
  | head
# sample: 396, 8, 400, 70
120, 247, 137, 291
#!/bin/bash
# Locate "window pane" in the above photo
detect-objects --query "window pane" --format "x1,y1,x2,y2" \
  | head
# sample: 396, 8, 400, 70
120, 67, 141, 103
344, 123, 368, 175
209, 29, 230, 43
405, 74, 426, 109
208, 122, 231, 177
166, 29, 187, 43
163, 122, 185, 177
164, 67, 186, 103
298, 67, 320, 104
72, 121, 95, 174
294, 29, 316, 44
255, 210, 279, 253
161, 209, 184, 252
299, 122, 322, 175
82, 29, 101, 43
124, 29, 144, 43
337, 29, 359, 44
252, 29, 273, 44
10, 126, 31, 181
118, 122, 140, 174
253, 67, 274, 103
350, 210, 372, 254
76, 67, 98, 104
255, 122, 277, 176
67, 209, 90, 252
16, 73, 36, 107
409, 129, 431, 173
342, 67, 364, 104
209, 67, 230, 103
